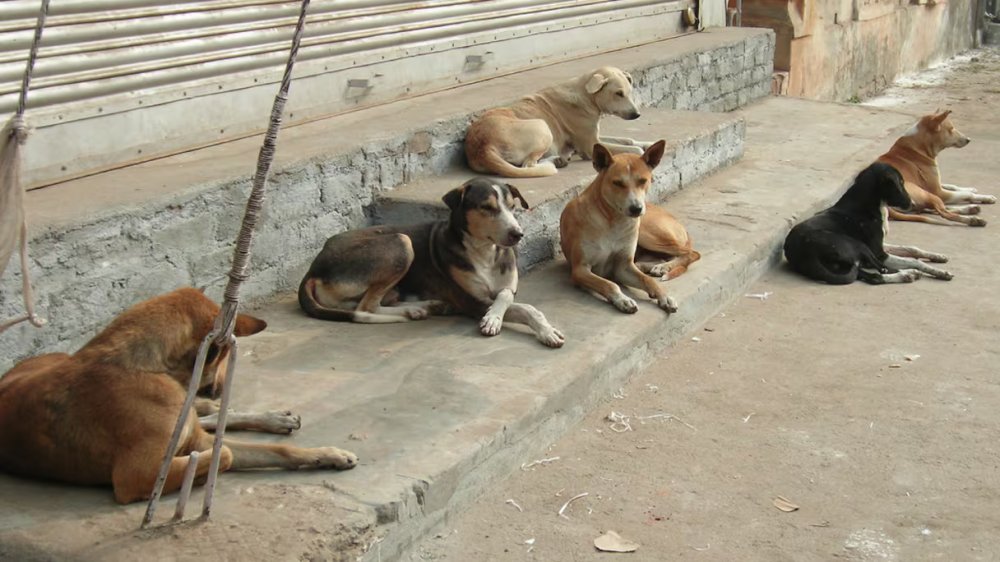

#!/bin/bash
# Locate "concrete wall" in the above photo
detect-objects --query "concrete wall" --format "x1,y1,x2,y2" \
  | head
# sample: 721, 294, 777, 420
0, 31, 775, 372
744, 0, 976, 100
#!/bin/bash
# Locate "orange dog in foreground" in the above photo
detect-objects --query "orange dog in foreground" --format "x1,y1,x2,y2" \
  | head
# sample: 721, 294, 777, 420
879, 109, 996, 226
559, 140, 697, 314
0, 288, 357, 504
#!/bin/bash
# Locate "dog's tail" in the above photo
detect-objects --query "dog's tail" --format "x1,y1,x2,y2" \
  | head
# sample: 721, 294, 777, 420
474, 146, 558, 178
298, 277, 356, 322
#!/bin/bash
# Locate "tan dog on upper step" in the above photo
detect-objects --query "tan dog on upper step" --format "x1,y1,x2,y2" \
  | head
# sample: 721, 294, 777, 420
879, 109, 996, 226
465, 66, 654, 178
0, 288, 357, 504
560, 140, 690, 314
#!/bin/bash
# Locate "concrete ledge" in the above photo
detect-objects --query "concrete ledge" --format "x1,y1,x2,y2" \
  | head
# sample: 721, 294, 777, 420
0, 97, 917, 562
376, 108, 746, 269
0, 27, 774, 372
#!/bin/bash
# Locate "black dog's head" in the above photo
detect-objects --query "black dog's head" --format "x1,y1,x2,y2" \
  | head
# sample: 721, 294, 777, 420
855, 162, 910, 211
442, 178, 530, 247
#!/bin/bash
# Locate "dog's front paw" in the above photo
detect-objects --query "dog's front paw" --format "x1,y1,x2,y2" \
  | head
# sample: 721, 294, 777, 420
970, 217, 987, 227
927, 267, 954, 281
404, 306, 429, 320
923, 252, 949, 263
657, 295, 679, 314
306, 447, 358, 470
979, 194, 997, 204
900, 269, 922, 283
553, 156, 569, 168
480, 314, 503, 336
538, 326, 566, 348
611, 294, 638, 314
261, 410, 302, 434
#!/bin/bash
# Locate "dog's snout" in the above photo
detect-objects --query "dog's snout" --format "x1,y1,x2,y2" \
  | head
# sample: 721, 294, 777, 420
626, 111, 641, 120
508, 229, 524, 244
627, 204, 645, 217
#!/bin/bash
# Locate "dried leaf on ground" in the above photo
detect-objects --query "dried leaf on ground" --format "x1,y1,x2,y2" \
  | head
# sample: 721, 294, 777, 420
772, 496, 800, 512
594, 530, 639, 553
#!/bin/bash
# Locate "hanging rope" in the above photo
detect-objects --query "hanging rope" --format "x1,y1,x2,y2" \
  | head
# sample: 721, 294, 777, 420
142, 0, 312, 527
0, 0, 49, 333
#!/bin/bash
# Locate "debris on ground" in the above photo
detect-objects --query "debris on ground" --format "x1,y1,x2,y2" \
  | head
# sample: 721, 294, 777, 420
594, 530, 640, 553
521, 456, 560, 470
505, 499, 523, 512
745, 291, 773, 301
772, 496, 800, 512
558, 492, 589, 519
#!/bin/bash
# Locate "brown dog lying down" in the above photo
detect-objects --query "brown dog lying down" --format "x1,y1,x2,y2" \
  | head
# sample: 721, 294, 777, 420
465, 66, 653, 178
879, 109, 996, 226
560, 140, 686, 314
0, 288, 357, 504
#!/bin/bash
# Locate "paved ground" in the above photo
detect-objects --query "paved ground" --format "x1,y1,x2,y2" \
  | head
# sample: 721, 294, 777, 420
406, 47, 1000, 562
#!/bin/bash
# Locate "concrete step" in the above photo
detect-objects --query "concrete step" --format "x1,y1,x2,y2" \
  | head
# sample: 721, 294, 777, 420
0, 27, 774, 372
376, 108, 745, 269
0, 97, 919, 562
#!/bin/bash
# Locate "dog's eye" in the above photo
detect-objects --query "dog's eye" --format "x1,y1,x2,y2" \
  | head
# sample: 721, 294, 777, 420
480, 205, 498, 214
636, 178, 647, 186
616, 91, 625, 97
612, 180, 626, 188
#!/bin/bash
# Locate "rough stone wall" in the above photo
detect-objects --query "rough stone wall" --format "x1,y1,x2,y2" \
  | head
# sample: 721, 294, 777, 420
0, 31, 775, 371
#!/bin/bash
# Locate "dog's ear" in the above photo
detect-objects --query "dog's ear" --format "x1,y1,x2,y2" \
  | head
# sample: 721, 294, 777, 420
624, 71, 634, 85
442, 185, 467, 210
234, 313, 267, 336
586, 72, 609, 94
641, 140, 667, 170
592, 144, 613, 172
931, 109, 952, 128
506, 184, 530, 209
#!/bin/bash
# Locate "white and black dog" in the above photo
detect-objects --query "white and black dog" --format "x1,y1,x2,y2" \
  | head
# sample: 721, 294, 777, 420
783, 163, 953, 285
298, 177, 565, 347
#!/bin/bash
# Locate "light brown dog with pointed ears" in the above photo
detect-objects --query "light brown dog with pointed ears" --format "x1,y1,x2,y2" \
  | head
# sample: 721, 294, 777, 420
0, 288, 357, 504
465, 66, 653, 178
879, 109, 996, 226
559, 140, 684, 314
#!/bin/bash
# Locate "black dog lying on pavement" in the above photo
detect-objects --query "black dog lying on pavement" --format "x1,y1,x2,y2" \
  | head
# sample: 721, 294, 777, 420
783, 162, 953, 285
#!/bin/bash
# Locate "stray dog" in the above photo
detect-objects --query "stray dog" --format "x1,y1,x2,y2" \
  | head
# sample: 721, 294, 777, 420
559, 140, 679, 313
783, 163, 953, 285
299, 178, 565, 348
465, 66, 653, 178
878, 109, 996, 226
0, 288, 357, 504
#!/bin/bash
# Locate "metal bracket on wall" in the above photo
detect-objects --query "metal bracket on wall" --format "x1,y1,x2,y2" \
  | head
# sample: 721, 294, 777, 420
464, 51, 495, 71
346, 74, 383, 99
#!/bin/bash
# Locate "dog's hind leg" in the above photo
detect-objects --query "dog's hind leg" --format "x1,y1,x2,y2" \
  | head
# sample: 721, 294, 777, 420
884, 243, 948, 263
858, 268, 923, 284
224, 440, 357, 471
637, 250, 701, 280
883, 255, 952, 280
503, 303, 565, 348
110, 426, 230, 504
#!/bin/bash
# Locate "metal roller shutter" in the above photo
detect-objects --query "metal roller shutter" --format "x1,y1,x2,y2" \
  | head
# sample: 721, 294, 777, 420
1, 0, 692, 188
